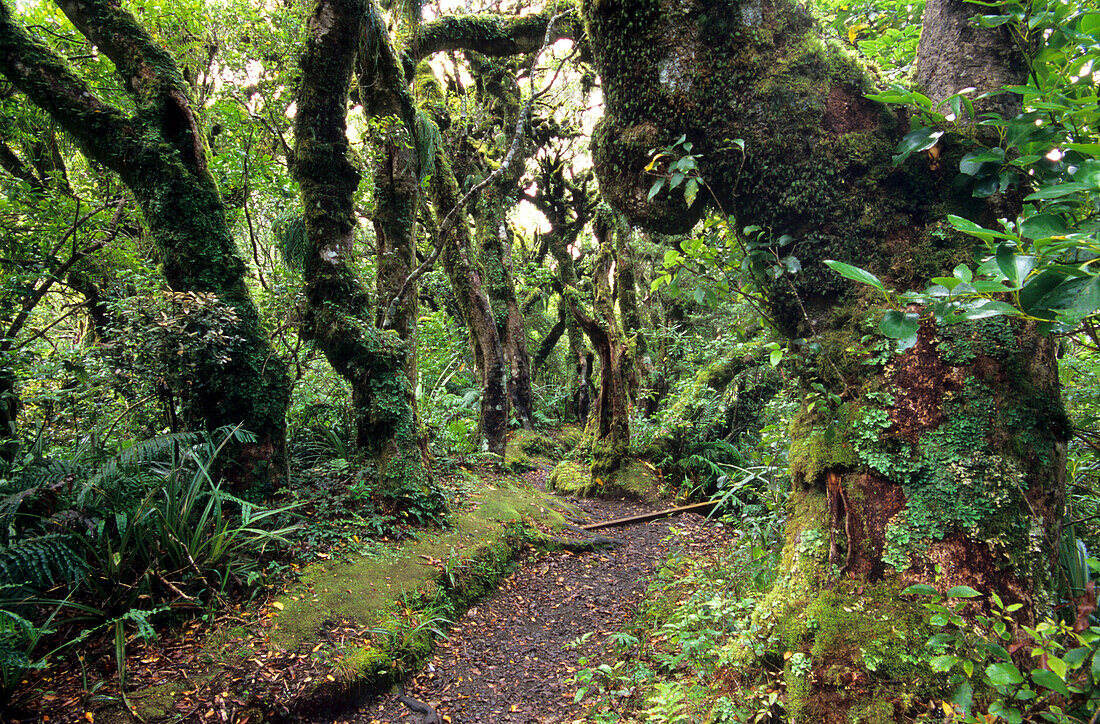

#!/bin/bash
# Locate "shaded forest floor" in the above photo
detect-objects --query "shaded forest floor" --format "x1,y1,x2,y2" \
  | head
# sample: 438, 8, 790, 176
5, 463, 731, 724
349, 469, 731, 724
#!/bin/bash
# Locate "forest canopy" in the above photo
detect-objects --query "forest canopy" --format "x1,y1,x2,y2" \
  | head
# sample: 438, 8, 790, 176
1, 0, 1099, 720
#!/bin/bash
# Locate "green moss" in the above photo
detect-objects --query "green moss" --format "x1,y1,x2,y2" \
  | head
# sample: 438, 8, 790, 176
504, 429, 563, 471
788, 407, 858, 486
547, 460, 596, 497
607, 458, 661, 500
781, 583, 934, 721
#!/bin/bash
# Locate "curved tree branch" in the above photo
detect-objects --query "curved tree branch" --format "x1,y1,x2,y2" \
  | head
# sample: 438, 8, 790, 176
412, 2, 580, 61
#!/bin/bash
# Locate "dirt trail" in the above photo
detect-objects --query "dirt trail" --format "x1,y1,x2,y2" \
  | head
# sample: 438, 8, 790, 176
341, 478, 732, 724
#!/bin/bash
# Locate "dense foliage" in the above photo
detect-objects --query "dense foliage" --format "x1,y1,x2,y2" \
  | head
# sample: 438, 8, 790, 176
0, 0, 1097, 720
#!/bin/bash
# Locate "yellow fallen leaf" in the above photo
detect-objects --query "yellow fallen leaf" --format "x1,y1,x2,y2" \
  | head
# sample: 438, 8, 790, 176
271, 601, 284, 611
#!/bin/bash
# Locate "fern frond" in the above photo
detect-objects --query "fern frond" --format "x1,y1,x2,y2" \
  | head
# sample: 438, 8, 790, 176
81, 431, 204, 503
0, 534, 87, 593
272, 214, 308, 272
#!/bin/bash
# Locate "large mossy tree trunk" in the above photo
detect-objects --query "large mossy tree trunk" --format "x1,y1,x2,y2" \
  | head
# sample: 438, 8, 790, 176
357, 5, 427, 462
0, 0, 289, 485
582, 0, 1066, 718
293, 0, 442, 519
474, 188, 537, 431
462, 52, 537, 430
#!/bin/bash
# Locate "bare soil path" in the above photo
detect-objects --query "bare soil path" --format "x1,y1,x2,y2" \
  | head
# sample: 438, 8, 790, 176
341, 473, 732, 724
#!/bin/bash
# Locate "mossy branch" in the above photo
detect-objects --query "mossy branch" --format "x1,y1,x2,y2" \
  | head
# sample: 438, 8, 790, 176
381, 7, 575, 330
0, 3, 138, 171
411, 2, 579, 61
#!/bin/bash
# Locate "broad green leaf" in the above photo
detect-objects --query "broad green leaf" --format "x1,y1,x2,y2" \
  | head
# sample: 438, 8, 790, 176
903, 584, 938, 596
995, 244, 1036, 285
945, 585, 981, 598
931, 276, 963, 291
684, 178, 699, 206
1020, 269, 1074, 314
951, 680, 973, 712
1046, 655, 1067, 679
894, 127, 944, 165
824, 260, 885, 290
769, 348, 784, 366
1031, 668, 1070, 697
880, 310, 920, 339
1066, 141, 1100, 155
953, 264, 973, 283
1020, 213, 1068, 240
986, 662, 1025, 686
1025, 182, 1091, 200
648, 178, 665, 201
931, 655, 958, 672
947, 214, 1014, 242
1072, 277, 1100, 317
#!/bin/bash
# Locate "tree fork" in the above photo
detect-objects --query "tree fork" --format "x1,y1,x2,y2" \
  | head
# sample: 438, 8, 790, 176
293, 0, 442, 518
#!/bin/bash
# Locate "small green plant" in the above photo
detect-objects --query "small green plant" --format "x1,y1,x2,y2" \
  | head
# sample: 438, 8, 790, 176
904, 583, 1100, 722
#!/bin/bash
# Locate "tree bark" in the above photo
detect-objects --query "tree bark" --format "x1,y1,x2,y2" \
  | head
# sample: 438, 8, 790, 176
293, 0, 442, 519
564, 211, 633, 481
427, 153, 510, 457
359, 5, 422, 389
0, 0, 290, 485
582, 0, 1063, 718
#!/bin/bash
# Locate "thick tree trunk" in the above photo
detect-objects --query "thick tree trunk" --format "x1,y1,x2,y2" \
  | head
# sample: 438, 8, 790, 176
582, 0, 1063, 718
475, 191, 536, 430
427, 153, 510, 457
293, 0, 442, 519
0, 0, 289, 484
614, 224, 660, 416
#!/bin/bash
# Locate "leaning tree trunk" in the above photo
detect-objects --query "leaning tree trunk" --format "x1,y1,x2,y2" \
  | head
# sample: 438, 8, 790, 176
0, 0, 289, 485
564, 211, 633, 482
428, 153, 510, 457
293, 0, 442, 520
582, 0, 1063, 719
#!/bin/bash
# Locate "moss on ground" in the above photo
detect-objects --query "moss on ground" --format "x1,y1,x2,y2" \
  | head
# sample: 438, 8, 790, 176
504, 429, 564, 471
110, 482, 582, 721
547, 460, 596, 496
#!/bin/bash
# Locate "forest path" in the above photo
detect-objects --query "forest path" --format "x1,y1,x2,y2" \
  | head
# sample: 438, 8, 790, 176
340, 469, 733, 724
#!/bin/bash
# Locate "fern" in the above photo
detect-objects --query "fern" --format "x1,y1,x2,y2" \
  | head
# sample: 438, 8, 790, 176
272, 213, 308, 272
0, 534, 87, 595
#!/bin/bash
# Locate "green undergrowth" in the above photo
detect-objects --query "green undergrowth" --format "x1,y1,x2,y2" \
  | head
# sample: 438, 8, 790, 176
569, 520, 788, 723
115, 478, 584, 720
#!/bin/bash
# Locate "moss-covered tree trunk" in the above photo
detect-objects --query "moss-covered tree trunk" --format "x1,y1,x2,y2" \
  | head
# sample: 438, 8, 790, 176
359, 6, 422, 390
474, 189, 536, 430
565, 211, 633, 482
427, 153, 510, 457
582, 0, 1066, 718
293, 0, 442, 519
0, 0, 289, 484
614, 223, 660, 416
